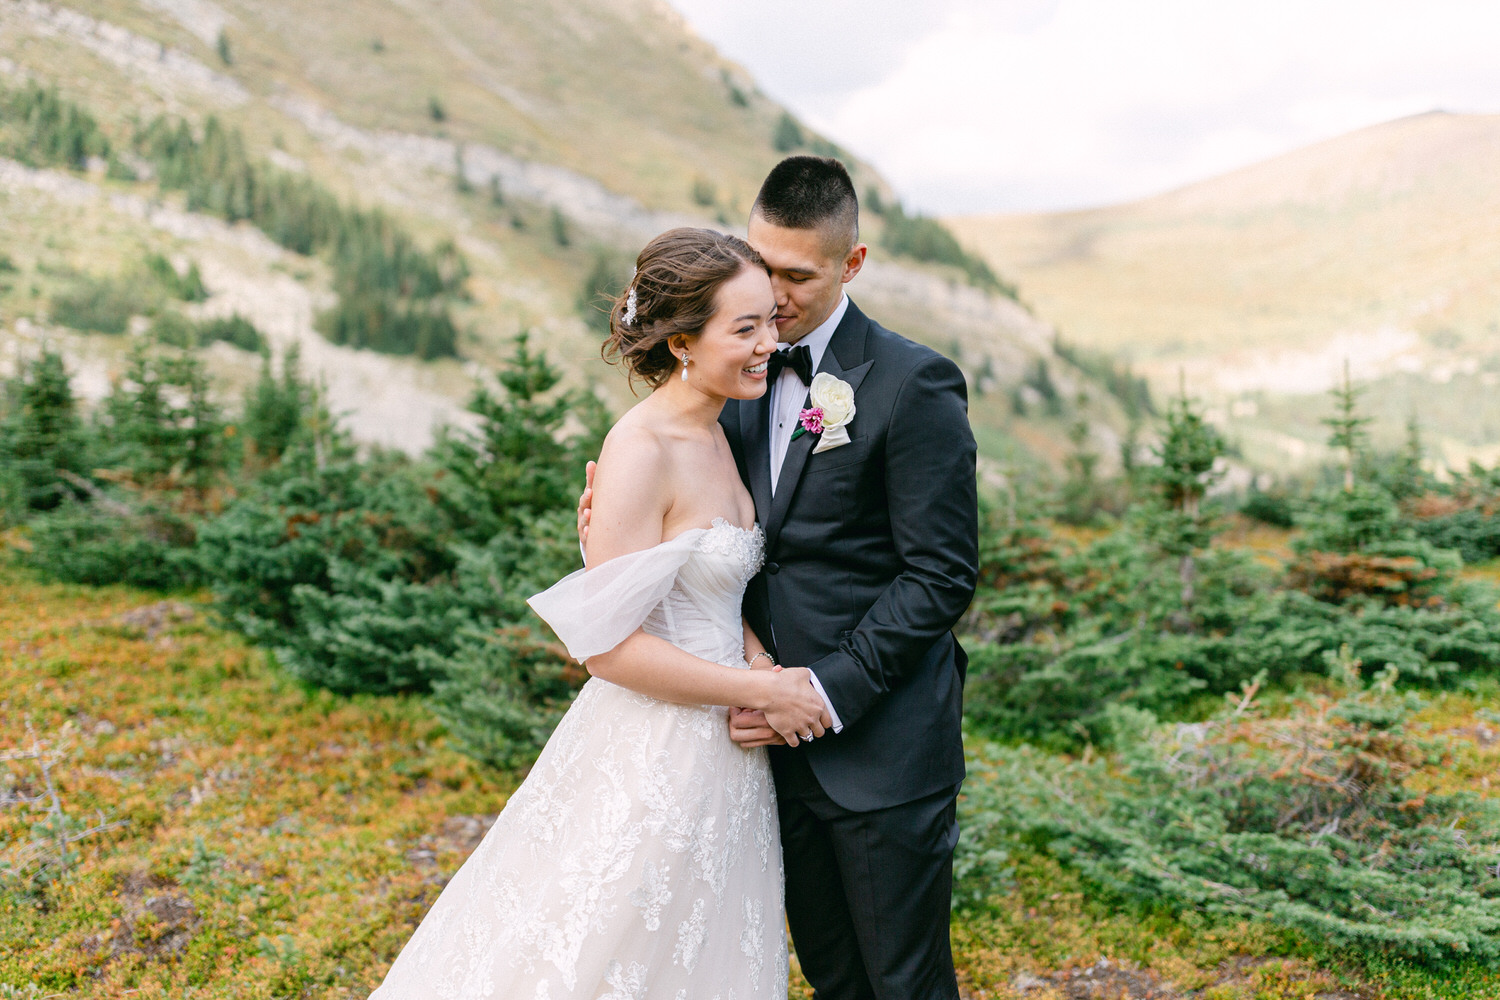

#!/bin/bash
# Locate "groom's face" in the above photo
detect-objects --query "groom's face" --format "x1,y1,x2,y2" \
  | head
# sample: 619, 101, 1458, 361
747, 214, 863, 345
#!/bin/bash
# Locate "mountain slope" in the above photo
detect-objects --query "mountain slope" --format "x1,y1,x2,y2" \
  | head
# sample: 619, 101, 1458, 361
950, 112, 1500, 470
1, 0, 1128, 470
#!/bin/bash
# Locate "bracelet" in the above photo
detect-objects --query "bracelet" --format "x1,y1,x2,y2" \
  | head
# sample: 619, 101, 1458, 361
747, 651, 775, 669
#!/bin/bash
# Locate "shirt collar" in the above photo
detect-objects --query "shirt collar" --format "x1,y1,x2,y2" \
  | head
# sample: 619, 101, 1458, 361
781, 292, 848, 372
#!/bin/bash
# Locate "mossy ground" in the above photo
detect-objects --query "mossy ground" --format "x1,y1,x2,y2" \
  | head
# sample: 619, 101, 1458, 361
1, 560, 1491, 998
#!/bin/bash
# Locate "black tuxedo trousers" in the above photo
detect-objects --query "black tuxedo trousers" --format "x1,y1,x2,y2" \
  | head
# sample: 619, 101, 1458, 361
720, 300, 978, 1000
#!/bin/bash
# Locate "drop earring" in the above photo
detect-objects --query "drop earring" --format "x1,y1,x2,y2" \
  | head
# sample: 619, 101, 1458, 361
681, 352, 690, 381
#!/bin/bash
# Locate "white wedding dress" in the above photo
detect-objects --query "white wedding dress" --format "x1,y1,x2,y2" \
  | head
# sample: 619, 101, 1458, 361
370, 519, 787, 1000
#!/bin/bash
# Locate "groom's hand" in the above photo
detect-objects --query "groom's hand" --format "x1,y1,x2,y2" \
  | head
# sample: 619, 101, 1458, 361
576, 460, 596, 544
728, 706, 787, 748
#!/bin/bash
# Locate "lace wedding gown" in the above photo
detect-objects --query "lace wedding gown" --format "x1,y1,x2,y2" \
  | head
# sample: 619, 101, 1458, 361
370, 520, 787, 1000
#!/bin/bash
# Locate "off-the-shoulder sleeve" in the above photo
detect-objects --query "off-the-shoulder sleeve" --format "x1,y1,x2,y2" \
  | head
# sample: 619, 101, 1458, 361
526, 530, 705, 661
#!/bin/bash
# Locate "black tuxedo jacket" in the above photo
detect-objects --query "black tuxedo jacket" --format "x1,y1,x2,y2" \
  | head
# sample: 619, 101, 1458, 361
720, 299, 979, 812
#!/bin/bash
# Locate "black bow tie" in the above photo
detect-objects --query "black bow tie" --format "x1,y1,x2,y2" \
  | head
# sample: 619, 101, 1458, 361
766, 344, 814, 385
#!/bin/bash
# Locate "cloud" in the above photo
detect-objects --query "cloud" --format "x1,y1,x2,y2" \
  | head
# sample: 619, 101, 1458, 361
668, 0, 1500, 214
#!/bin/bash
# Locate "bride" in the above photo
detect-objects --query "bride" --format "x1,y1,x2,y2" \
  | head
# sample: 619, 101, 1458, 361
370, 228, 830, 1000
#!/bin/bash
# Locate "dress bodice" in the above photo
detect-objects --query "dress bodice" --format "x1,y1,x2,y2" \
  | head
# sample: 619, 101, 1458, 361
641, 518, 765, 668
527, 518, 764, 670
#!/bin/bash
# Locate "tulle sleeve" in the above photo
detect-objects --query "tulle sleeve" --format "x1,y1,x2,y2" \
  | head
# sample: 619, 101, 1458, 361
526, 530, 705, 661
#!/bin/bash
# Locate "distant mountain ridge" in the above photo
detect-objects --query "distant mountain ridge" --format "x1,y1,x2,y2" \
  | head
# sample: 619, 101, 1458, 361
1, 0, 1132, 471
950, 111, 1500, 472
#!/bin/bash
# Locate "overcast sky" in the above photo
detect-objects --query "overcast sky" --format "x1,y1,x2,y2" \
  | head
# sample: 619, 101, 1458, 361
666, 0, 1500, 216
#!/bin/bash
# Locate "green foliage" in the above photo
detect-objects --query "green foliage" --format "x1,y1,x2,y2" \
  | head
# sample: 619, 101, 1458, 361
576, 251, 630, 336
134, 114, 467, 358
550, 207, 570, 247
144, 253, 208, 301
1053, 337, 1154, 419
427, 95, 446, 122
49, 273, 154, 334
0, 350, 90, 517
316, 294, 457, 358
691, 175, 717, 207
216, 29, 233, 66
198, 334, 598, 714
1413, 506, 1500, 565
882, 202, 1018, 298
95, 344, 230, 492
22, 500, 203, 590
0, 82, 111, 170
240, 345, 324, 465
149, 311, 262, 351
772, 111, 804, 152
1325, 360, 1373, 490
959, 676, 1500, 966
1240, 484, 1297, 527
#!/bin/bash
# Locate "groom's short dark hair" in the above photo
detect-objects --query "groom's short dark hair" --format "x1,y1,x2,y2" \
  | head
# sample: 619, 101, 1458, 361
752, 156, 859, 254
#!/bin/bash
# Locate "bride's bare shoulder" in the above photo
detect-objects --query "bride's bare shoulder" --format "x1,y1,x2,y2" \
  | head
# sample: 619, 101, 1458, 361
588, 410, 676, 557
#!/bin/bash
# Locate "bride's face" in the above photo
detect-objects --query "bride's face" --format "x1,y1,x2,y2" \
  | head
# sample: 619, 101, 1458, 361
674, 266, 779, 400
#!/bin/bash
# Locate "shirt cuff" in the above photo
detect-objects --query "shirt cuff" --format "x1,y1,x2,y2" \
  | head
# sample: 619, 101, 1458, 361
807, 670, 844, 734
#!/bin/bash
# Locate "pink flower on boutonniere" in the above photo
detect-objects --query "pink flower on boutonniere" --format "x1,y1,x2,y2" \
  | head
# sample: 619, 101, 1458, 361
794, 407, 824, 438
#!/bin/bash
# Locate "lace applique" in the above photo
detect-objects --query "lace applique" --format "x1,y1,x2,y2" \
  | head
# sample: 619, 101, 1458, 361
628, 860, 672, 931
701, 518, 766, 581
673, 897, 709, 973
741, 896, 766, 989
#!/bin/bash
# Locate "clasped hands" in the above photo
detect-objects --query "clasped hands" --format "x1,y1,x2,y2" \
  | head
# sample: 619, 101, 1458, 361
732, 657, 831, 750
576, 461, 826, 750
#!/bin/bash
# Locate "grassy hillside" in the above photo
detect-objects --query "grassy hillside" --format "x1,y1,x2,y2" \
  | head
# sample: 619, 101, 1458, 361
950, 112, 1500, 473
8, 558, 1496, 998
0, 0, 1125, 472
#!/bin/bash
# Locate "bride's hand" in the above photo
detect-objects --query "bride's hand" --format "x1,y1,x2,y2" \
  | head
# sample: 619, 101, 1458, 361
760, 667, 829, 748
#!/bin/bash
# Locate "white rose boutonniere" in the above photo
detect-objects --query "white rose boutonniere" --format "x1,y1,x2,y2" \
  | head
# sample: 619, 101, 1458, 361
789, 372, 857, 454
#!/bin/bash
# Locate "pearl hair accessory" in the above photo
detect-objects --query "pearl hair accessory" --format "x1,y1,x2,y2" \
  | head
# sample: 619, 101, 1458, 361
622, 286, 638, 327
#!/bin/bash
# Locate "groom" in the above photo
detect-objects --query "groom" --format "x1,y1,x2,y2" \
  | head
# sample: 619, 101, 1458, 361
581, 156, 977, 998
722, 156, 977, 1000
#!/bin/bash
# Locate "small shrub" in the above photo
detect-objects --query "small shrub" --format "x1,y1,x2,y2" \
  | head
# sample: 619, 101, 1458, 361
50, 274, 154, 334
198, 313, 262, 351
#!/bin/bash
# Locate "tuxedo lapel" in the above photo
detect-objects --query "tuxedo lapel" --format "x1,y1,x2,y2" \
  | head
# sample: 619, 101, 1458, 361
740, 392, 773, 526
765, 303, 874, 549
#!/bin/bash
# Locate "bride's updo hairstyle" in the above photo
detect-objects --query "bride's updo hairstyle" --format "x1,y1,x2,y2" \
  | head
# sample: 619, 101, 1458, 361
603, 227, 767, 389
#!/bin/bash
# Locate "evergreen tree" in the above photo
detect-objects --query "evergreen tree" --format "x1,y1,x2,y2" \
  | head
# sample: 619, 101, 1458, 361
1141, 390, 1225, 626
0, 349, 90, 515
1324, 360, 1372, 491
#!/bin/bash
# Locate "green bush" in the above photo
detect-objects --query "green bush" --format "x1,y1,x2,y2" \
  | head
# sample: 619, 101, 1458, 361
50, 274, 154, 334
959, 675, 1500, 966
21, 501, 202, 590
0, 82, 111, 170
882, 202, 1017, 298
198, 314, 262, 351
1412, 507, 1500, 565
145, 254, 208, 302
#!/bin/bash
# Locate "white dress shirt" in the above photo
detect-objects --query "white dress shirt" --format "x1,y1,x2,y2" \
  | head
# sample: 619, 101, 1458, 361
767, 293, 849, 734
769, 293, 848, 495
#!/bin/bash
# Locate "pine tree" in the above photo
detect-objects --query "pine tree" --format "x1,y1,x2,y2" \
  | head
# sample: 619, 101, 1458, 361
0, 349, 90, 514
1142, 389, 1225, 625
1324, 360, 1372, 491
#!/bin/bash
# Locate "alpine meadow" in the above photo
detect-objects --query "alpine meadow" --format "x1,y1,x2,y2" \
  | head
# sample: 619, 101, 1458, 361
3, 1, 1500, 998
